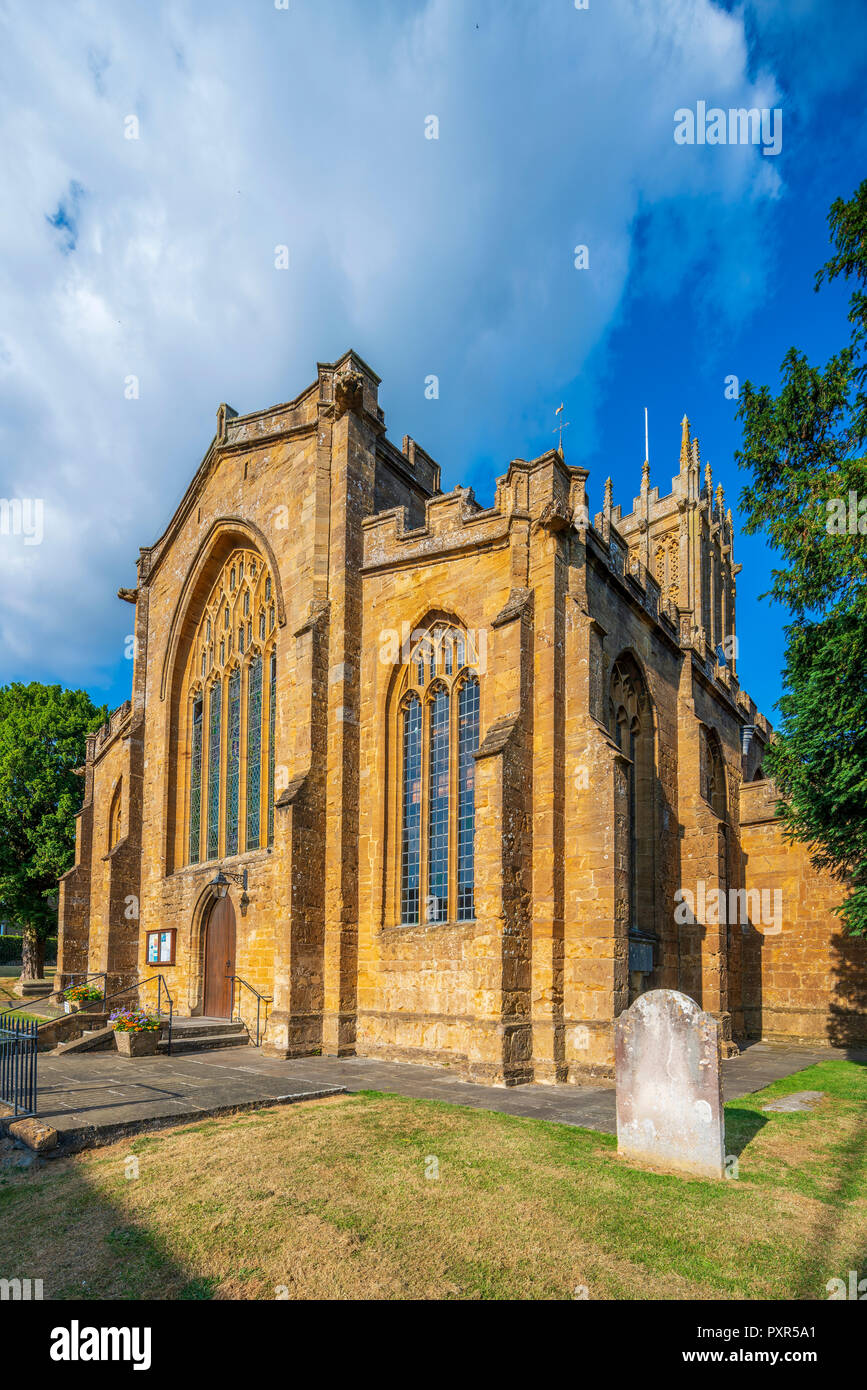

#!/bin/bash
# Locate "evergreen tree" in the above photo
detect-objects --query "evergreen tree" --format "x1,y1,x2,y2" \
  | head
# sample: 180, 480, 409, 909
736, 180, 867, 935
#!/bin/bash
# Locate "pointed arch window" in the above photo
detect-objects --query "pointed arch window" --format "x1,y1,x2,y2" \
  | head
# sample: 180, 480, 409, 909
395, 625, 482, 926
108, 780, 123, 852
182, 547, 277, 865
700, 726, 727, 820
609, 656, 655, 936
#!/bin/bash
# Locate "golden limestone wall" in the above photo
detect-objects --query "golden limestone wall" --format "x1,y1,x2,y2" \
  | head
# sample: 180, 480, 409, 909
55, 353, 866, 1081
740, 779, 867, 1046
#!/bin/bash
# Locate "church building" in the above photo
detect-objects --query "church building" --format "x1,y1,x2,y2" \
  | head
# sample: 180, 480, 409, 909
55, 351, 867, 1082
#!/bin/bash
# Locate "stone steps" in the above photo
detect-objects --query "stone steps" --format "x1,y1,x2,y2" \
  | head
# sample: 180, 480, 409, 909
159, 1020, 250, 1054
52, 1027, 116, 1056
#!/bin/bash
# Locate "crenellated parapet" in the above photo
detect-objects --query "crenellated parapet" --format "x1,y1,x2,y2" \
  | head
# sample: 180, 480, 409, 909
93, 699, 133, 757
362, 448, 588, 571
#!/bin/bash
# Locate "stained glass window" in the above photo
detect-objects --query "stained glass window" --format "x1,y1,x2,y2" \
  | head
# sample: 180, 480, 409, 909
207, 681, 222, 860
400, 695, 422, 924
267, 649, 277, 846
189, 697, 203, 864
225, 668, 241, 856
457, 676, 479, 921
427, 686, 450, 923
184, 548, 277, 866
396, 626, 480, 928
246, 654, 262, 851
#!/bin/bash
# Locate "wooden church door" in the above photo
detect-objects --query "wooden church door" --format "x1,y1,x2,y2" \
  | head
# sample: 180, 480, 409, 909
203, 895, 236, 1018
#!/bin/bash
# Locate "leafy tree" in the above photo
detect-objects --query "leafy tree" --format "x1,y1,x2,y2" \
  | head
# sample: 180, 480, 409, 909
736, 180, 867, 936
0, 683, 107, 977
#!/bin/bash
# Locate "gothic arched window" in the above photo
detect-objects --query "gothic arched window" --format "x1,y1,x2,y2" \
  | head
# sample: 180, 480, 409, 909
396, 625, 482, 926
108, 780, 123, 852
609, 655, 655, 933
183, 547, 277, 866
700, 725, 727, 820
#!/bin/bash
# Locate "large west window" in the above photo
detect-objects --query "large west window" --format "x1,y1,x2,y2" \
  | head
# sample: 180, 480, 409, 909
395, 625, 481, 926
185, 548, 277, 865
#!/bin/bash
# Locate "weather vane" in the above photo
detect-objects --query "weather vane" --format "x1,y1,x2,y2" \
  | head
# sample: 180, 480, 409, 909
554, 402, 570, 453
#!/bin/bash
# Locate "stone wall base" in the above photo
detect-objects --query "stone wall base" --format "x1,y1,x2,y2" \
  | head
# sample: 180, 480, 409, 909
743, 1004, 867, 1048
261, 1009, 324, 1060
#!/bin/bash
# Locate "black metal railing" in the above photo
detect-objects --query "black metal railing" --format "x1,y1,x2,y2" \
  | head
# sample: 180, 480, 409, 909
34, 973, 175, 1056
0, 1016, 37, 1117
0, 970, 108, 1022
228, 976, 272, 1047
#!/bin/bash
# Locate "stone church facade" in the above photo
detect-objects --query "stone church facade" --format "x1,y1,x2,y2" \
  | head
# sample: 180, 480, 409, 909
55, 350, 867, 1082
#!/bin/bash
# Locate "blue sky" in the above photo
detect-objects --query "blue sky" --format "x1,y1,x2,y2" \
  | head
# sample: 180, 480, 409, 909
0, 0, 865, 722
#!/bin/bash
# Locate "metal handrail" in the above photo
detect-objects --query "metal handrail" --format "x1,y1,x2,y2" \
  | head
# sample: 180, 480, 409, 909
228, 975, 272, 1047
35, 973, 175, 1056
0, 970, 108, 1021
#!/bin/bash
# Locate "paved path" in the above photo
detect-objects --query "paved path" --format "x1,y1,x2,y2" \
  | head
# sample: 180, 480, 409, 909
272, 1041, 865, 1134
30, 1038, 864, 1151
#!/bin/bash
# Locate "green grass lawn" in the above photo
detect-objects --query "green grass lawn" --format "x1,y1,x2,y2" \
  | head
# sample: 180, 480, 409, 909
1, 1059, 864, 1300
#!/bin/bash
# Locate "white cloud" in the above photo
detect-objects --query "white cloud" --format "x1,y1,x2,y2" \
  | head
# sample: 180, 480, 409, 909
0, 0, 791, 691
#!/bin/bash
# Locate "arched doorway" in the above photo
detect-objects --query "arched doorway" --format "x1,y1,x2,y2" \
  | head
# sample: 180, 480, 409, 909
203, 894, 236, 1018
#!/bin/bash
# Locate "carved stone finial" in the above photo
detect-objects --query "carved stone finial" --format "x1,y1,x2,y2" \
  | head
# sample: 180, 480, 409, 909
716, 482, 724, 518
642, 458, 650, 491
705, 461, 713, 498
604, 477, 613, 510
680, 415, 690, 472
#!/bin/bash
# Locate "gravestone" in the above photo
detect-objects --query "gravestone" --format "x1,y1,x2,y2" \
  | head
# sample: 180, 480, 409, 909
615, 989, 725, 1179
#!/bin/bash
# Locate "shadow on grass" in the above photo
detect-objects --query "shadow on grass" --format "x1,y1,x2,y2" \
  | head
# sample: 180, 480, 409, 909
793, 1103, 867, 1300
0, 1136, 216, 1301
724, 1104, 768, 1157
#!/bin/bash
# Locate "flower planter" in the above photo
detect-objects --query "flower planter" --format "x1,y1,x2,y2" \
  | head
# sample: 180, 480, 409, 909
64, 996, 102, 1013
115, 1029, 159, 1058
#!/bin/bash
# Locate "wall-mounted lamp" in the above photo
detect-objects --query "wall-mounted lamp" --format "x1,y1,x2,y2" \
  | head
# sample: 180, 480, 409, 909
208, 867, 249, 915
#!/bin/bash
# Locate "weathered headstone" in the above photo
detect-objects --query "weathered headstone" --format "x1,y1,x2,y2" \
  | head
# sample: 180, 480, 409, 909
615, 989, 725, 1180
